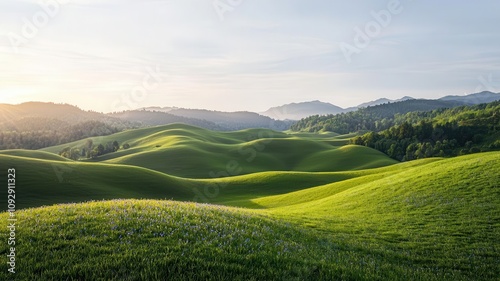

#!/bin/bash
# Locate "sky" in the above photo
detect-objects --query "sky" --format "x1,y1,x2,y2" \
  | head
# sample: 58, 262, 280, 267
0, 0, 499, 113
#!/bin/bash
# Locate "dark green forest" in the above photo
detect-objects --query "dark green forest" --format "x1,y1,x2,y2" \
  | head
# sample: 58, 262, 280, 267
349, 102, 500, 160
290, 99, 465, 133
0, 118, 126, 150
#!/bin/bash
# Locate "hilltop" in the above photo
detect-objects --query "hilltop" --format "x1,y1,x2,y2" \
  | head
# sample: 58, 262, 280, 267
40, 123, 396, 178
2, 91, 499, 150
0, 152, 498, 280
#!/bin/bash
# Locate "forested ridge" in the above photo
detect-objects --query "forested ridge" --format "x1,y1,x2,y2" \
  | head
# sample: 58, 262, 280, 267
0, 102, 135, 149
289, 99, 500, 160
349, 101, 500, 160
290, 99, 465, 133
0, 118, 128, 150
0, 102, 289, 149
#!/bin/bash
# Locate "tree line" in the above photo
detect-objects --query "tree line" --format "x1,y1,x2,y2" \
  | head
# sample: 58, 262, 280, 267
0, 119, 127, 150
349, 101, 500, 160
290, 99, 465, 133
59, 139, 131, 160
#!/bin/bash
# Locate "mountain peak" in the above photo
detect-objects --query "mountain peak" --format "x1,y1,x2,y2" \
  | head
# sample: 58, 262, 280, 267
260, 101, 344, 120
439, 91, 500, 104
356, 96, 415, 108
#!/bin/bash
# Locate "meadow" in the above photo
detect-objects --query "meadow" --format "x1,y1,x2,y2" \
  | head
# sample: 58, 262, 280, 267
0, 124, 498, 280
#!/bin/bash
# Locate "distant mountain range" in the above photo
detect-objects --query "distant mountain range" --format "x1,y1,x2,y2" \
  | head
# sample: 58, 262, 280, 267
438, 91, 500, 104
260, 100, 345, 120
137, 107, 292, 131
353, 96, 415, 109
1, 91, 498, 134
260, 91, 499, 120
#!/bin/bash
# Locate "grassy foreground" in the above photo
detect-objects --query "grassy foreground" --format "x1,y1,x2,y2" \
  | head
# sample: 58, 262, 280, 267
0, 124, 498, 280
0, 200, 477, 281
0, 152, 498, 280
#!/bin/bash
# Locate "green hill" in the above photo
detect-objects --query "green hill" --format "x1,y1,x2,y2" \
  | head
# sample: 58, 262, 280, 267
1, 152, 498, 280
1, 124, 498, 280
0, 154, 197, 209
0, 199, 428, 281
41, 124, 396, 178
259, 152, 500, 280
0, 149, 70, 161
0, 153, 376, 209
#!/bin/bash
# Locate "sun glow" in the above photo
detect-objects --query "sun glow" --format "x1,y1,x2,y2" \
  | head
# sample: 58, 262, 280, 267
0, 88, 38, 104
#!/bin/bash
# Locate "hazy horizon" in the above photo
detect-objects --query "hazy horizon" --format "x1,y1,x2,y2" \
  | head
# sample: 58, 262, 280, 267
1, 90, 498, 115
1, 0, 499, 113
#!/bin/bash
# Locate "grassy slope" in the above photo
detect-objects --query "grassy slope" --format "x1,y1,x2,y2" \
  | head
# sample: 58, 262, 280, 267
0, 149, 70, 161
41, 124, 288, 153
0, 154, 197, 209
41, 123, 396, 178
259, 152, 500, 280
0, 154, 371, 209
0, 200, 467, 281
0, 153, 498, 280
1, 125, 496, 280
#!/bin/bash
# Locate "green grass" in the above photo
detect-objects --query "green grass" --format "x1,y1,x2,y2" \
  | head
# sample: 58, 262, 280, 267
0, 125, 498, 280
0, 153, 372, 209
0, 153, 498, 280
0, 199, 484, 281
259, 153, 500, 280
0, 149, 70, 161
40, 123, 397, 178
4, 200, 355, 280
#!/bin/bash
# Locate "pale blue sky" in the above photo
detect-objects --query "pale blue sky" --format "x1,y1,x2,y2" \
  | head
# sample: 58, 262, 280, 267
0, 0, 499, 112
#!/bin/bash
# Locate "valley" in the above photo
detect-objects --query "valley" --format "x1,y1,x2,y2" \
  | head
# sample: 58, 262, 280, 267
0, 123, 498, 280
2, 2, 499, 279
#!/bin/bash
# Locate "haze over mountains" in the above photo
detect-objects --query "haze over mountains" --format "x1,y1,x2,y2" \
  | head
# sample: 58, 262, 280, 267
354, 96, 415, 109
0, 91, 498, 139
260, 91, 499, 120
135, 107, 292, 131
438, 91, 500, 104
1, 92, 499, 280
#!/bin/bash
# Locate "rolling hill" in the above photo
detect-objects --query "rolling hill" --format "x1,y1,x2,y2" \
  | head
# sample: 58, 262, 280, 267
40, 124, 397, 178
0, 152, 372, 209
0, 121, 498, 280
3, 91, 498, 150
0, 152, 498, 280
108, 110, 223, 130
0, 102, 291, 150
140, 107, 293, 131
